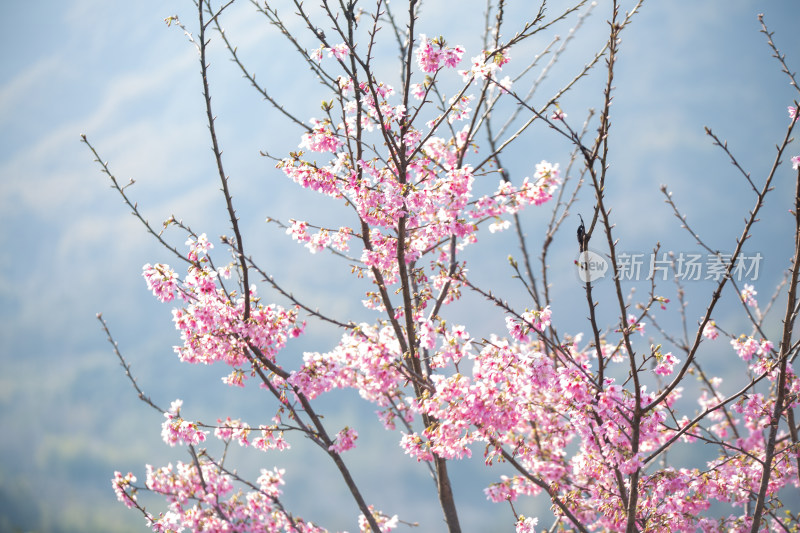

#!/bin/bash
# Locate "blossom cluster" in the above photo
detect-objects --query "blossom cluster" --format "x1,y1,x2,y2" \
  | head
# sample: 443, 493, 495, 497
505, 306, 552, 342
127, 192, 799, 531
415, 34, 465, 73
329, 426, 359, 454
460, 48, 512, 91
144, 238, 305, 387
114, 460, 331, 532
740, 283, 758, 307
310, 43, 350, 63
288, 323, 406, 404
277, 33, 559, 297
161, 399, 207, 447
357, 507, 399, 533
115, 13, 800, 532
214, 416, 291, 452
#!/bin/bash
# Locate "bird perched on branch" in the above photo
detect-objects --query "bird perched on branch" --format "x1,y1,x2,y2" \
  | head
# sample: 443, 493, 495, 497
577, 214, 586, 252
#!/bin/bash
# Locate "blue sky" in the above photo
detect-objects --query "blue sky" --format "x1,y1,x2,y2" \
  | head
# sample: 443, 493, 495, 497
1, 1, 799, 531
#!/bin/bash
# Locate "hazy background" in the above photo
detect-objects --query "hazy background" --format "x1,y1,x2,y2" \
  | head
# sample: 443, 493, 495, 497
1, 0, 799, 531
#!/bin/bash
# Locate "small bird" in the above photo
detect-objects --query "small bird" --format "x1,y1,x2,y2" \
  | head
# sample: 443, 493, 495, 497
577, 214, 586, 252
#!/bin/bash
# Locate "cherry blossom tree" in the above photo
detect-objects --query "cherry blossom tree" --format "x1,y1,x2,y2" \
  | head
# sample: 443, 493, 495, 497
85, 0, 800, 531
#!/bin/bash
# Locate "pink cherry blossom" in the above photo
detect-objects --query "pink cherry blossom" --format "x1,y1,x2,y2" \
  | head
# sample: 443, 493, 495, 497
253, 425, 291, 452
142, 263, 178, 302
627, 314, 645, 336
740, 283, 758, 307
654, 351, 680, 376
327, 43, 349, 60
515, 516, 538, 533
415, 34, 441, 72
415, 34, 464, 73
112, 471, 138, 509
299, 118, 344, 153
286, 219, 311, 243
702, 320, 719, 340
730, 335, 771, 362
185, 233, 213, 261
357, 506, 399, 533
447, 94, 473, 123
215, 417, 251, 446
160, 399, 207, 447
400, 432, 435, 462
460, 48, 510, 85
329, 427, 359, 453
488, 219, 511, 233
505, 306, 551, 342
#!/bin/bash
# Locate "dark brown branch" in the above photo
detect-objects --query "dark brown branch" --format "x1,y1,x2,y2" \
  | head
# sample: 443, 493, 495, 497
212, 16, 311, 132
198, 1, 251, 320
749, 141, 800, 533
97, 313, 165, 415
81, 135, 192, 266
